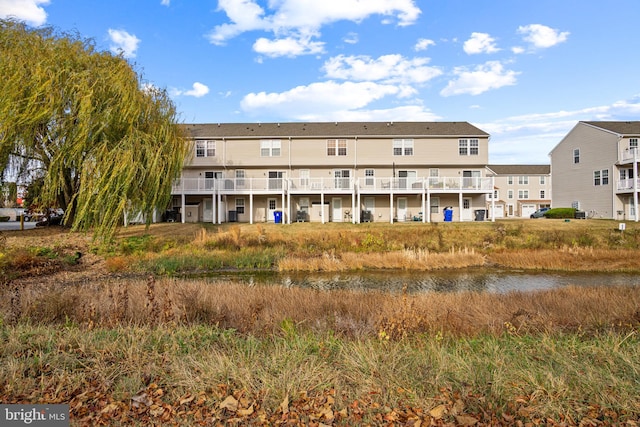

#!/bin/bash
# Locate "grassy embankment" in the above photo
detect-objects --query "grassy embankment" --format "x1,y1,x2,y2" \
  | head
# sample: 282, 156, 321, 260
0, 220, 639, 425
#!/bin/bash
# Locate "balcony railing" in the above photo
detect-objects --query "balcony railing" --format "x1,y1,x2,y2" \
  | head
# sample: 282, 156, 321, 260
617, 178, 640, 191
172, 176, 493, 194
622, 148, 640, 163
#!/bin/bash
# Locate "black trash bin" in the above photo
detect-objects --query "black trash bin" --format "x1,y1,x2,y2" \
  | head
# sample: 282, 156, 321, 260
474, 209, 485, 221
228, 210, 237, 222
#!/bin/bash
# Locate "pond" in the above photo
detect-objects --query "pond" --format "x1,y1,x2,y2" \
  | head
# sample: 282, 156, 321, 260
192, 269, 640, 294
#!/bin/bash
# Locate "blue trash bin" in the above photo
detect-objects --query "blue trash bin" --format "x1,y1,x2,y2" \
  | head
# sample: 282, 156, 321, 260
443, 207, 453, 222
274, 210, 282, 223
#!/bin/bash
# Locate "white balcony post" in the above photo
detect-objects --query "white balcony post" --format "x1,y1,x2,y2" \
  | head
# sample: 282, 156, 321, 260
181, 194, 185, 223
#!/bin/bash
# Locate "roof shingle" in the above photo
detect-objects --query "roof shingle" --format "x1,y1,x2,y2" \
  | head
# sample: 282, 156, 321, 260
182, 122, 489, 139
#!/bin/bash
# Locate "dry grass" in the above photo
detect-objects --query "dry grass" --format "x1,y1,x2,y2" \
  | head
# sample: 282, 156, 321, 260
2, 276, 638, 339
278, 247, 485, 271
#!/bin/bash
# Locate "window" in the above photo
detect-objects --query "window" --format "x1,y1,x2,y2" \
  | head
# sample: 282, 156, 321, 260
393, 139, 413, 156
540, 176, 546, 185
540, 190, 546, 199
631, 138, 638, 149
235, 198, 245, 214
508, 176, 513, 185
469, 139, 479, 155
573, 148, 580, 164
430, 197, 440, 214
327, 139, 347, 156
518, 176, 529, 185
508, 190, 513, 199
196, 140, 215, 157
261, 140, 281, 157
459, 139, 468, 155
365, 169, 375, 186
594, 169, 609, 186
518, 190, 529, 199
205, 171, 215, 190
459, 139, 479, 156
487, 190, 499, 200
300, 169, 310, 187
235, 170, 245, 187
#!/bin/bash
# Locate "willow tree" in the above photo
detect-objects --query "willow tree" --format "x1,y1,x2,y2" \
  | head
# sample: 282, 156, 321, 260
0, 20, 188, 240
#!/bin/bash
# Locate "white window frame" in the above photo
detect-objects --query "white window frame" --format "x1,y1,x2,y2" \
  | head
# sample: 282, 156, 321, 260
469, 139, 479, 155
196, 140, 215, 158
261, 139, 281, 157
365, 169, 375, 186
459, 139, 468, 156
430, 197, 440, 214
573, 148, 580, 164
393, 139, 414, 156
235, 198, 245, 214
508, 190, 513, 199
540, 176, 546, 185
518, 176, 529, 185
518, 190, 529, 199
508, 176, 513, 185
327, 139, 347, 156
540, 190, 546, 199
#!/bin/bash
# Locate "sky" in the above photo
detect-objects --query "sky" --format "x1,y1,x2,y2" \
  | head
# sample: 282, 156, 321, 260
2, 0, 640, 164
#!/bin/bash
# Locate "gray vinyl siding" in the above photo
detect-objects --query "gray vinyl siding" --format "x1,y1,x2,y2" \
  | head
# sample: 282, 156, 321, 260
550, 123, 618, 216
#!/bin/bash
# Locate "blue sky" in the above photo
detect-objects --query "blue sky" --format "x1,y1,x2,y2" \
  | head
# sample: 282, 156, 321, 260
2, 0, 640, 164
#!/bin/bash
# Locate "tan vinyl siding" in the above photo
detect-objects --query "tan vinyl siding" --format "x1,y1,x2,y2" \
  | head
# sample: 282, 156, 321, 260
551, 123, 618, 215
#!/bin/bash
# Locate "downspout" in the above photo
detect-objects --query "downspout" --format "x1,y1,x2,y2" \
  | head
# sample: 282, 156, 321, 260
634, 152, 638, 222
491, 176, 495, 222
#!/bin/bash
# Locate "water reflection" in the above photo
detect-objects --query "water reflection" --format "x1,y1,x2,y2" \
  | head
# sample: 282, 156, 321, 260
200, 269, 640, 294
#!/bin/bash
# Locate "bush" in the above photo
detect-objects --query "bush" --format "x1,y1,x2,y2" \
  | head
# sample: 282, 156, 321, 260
544, 208, 576, 219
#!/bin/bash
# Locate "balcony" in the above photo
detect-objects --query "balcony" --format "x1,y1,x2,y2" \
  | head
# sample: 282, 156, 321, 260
172, 176, 493, 195
621, 148, 640, 164
617, 178, 640, 192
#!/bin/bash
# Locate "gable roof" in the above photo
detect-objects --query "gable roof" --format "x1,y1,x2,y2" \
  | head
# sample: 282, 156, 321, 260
487, 164, 550, 175
581, 121, 640, 136
182, 122, 489, 139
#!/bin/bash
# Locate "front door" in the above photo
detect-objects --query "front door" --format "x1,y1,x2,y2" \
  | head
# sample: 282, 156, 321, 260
268, 198, 277, 221
203, 198, 213, 222
332, 198, 342, 222
397, 197, 408, 221
461, 197, 472, 221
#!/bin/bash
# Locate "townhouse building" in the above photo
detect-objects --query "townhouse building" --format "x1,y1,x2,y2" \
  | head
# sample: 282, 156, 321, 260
486, 165, 551, 218
550, 121, 640, 220
170, 121, 496, 224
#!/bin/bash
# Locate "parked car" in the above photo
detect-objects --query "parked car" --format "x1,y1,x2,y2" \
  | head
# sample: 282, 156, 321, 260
530, 207, 550, 218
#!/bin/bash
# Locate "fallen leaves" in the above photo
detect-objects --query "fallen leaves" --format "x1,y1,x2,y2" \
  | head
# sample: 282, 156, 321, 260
1, 381, 636, 426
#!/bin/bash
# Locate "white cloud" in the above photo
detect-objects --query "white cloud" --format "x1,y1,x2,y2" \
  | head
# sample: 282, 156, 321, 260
481, 96, 640, 163
161, 0, 170, 5
172, 82, 210, 98
414, 38, 435, 51
208, 0, 421, 57
343, 32, 359, 44
517, 24, 569, 49
0, 0, 49, 26
296, 105, 441, 122
440, 61, 519, 96
323, 54, 442, 85
107, 29, 140, 58
253, 34, 325, 57
241, 80, 406, 116
511, 46, 525, 54
463, 32, 500, 54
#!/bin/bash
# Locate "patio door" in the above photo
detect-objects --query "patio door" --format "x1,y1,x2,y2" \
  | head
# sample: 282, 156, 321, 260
334, 170, 350, 190
398, 171, 416, 189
